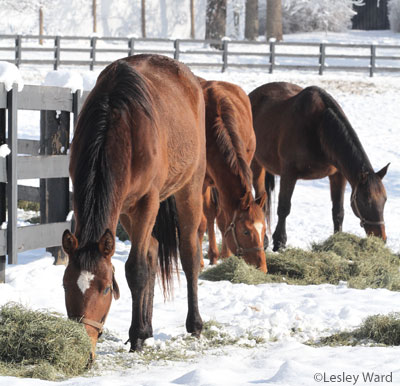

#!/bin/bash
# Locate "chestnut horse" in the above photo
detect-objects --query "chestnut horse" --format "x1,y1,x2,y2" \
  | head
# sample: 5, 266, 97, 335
250, 82, 389, 251
62, 54, 206, 358
198, 79, 267, 272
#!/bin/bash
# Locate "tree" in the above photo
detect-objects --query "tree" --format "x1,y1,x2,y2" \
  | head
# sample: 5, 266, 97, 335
141, 0, 146, 38
190, 0, 195, 38
92, 0, 97, 33
245, 0, 259, 40
205, 0, 227, 41
266, 0, 282, 41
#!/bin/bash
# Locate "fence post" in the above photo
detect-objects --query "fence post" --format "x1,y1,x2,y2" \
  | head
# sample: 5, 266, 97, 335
0, 107, 5, 282
370, 44, 376, 77
174, 39, 180, 61
129, 38, 135, 56
15, 35, 22, 68
222, 40, 228, 72
40, 110, 70, 265
269, 41, 275, 74
90, 37, 97, 71
54, 36, 61, 70
319, 43, 326, 75
6, 85, 18, 265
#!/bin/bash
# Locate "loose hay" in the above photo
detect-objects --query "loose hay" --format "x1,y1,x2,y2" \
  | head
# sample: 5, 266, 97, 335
313, 313, 400, 347
0, 302, 92, 381
200, 233, 400, 290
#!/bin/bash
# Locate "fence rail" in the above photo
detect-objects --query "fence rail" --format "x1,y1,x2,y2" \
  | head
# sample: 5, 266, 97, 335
0, 82, 88, 282
0, 35, 399, 77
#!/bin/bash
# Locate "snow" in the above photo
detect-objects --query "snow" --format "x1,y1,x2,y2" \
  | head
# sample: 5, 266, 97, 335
0, 62, 24, 91
0, 144, 11, 158
1, 29, 400, 386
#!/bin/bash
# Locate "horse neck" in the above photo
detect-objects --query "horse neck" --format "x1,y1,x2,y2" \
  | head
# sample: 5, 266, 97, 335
319, 100, 374, 187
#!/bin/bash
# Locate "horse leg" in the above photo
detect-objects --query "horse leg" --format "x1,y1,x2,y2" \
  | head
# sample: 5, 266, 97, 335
123, 192, 159, 351
329, 172, 346, 233
198, 213, 206, 269
272, 174, 296, 252
175, 184, 203, 337
216, 211, 232, 258
201, 185, 219, 265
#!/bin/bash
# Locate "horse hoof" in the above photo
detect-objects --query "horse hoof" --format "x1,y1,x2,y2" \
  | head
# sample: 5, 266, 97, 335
129, 338, 145, 352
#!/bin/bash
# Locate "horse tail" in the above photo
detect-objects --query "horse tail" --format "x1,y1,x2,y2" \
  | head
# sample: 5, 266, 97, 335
152, 195, 180, 297
264, 172, 275, 233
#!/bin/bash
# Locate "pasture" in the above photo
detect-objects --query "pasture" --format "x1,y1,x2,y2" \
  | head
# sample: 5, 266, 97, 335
0, 44, 400, 384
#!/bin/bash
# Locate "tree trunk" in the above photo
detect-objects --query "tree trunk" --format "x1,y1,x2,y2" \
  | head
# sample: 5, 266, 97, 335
141, 0, 146, 38
39, 6, 44, 45
92, 0, 97, 33
266, 0, 282, 41
205, 0, 227, 41
245, 0, 259, 40
190, 0, 195, 38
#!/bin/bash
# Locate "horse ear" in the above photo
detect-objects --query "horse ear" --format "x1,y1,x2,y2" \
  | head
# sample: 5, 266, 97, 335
255, 192, 267, 209
62, 229, 78, 255
240, 191, 253, 210
376, 163, 390, 180
98, 229, 115, 259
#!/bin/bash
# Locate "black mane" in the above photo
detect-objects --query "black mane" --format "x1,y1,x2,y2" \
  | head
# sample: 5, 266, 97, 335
72, 60, 153, 255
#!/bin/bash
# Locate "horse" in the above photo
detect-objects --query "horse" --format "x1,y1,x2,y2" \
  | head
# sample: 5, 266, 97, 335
197, 79, 267, 272
61, 54, 206, 359
249, 82, 389, 252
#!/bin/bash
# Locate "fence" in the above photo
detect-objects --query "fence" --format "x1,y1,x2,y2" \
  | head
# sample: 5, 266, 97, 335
0, 82, 88, 283
0, 35, 400, 77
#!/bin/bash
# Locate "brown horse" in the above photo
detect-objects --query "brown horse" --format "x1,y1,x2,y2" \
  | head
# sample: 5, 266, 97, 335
62, 54, 206, 358
250, 82, 389, 251
198, 79, 267, 272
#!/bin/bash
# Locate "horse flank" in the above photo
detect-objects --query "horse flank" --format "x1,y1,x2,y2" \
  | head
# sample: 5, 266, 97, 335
72, 60, 153, 256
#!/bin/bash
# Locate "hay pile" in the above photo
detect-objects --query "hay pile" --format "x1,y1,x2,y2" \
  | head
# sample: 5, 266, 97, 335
315, 313, 400, 346
200, 233, 400, 290
0, 302, 92, 380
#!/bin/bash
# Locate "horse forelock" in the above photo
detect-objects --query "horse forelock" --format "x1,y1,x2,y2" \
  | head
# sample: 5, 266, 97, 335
210, 90, 253, 191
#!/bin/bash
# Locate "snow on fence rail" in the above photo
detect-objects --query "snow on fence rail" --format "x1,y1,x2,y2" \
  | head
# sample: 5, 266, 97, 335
0, 82, 89, 282
0, 34, 399, 77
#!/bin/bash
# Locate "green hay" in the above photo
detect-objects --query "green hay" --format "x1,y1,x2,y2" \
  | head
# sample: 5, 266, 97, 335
312, 313, 400, 347
200, 233, 400, 291
0, 302, 92, 381
199, 255, 269, 285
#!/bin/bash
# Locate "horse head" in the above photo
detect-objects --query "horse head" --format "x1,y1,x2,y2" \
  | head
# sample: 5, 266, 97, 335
224, 191, 268, 273
62, 229, 120, 360
350, 163, 389, 241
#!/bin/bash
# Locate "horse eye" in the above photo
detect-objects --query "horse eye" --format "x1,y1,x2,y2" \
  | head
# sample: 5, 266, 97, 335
243, 230, 250, 236
103, 287, 111, 295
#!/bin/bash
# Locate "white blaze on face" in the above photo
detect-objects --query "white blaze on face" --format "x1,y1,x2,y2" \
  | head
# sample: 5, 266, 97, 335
254, 222, 264, 244
77, 270, 95, 294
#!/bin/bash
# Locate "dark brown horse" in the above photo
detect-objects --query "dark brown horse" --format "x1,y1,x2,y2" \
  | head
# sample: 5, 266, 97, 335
198, 79, 267, 272
250, 82, 389, 251
62, 54, 206, 358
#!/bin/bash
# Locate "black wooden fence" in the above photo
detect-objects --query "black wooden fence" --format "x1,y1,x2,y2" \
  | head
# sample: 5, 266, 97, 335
0, 83, 88, 283
0, 34, 399, 77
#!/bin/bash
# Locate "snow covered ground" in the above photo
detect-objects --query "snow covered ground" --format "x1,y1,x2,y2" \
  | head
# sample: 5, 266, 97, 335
1, 30, 400, 386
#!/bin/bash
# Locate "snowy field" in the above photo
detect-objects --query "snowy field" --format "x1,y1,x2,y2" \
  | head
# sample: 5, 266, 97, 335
1, 30, 400, 386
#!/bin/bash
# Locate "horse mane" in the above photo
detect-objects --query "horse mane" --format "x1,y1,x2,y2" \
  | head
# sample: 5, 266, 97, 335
308, 86, 374, 182
72, 60, 153, 265
208, 87, 253, 193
